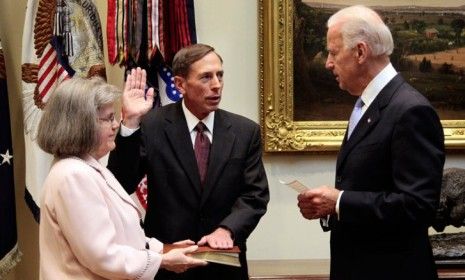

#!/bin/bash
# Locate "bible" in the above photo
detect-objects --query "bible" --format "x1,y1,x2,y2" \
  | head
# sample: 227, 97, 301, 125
163, 244, 241, 267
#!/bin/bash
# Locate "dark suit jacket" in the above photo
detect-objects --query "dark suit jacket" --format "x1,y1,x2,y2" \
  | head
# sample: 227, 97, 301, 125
329, 74, 445, 280
108, 102, 269, 280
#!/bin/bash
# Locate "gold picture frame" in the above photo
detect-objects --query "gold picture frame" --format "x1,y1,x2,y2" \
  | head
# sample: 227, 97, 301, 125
258, 0, 465, 153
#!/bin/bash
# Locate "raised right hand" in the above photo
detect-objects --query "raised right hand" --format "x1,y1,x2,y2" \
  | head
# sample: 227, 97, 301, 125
161, 245, 207, 273
121, 67, 155, 128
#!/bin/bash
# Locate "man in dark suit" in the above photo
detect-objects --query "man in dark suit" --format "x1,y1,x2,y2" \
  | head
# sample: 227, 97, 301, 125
108, 44, 269, 280
297, 5, 444, 280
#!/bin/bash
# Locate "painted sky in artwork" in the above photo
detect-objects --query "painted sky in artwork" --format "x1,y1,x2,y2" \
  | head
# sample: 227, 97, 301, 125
303, 0, 465, 8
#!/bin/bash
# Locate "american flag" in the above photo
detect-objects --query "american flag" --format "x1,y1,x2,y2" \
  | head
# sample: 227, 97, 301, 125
36, 38, 74, 104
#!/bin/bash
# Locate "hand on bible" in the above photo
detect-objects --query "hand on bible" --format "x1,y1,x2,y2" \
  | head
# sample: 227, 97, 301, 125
197, 227, 234, 249
297, 186, 340, 220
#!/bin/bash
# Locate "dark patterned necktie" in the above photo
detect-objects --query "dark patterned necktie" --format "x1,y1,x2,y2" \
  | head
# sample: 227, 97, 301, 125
194, 122, 211, 186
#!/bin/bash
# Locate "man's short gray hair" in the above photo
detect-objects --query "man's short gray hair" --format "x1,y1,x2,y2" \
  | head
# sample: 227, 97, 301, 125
327, 5, 394, 56
172, 43, 223, 77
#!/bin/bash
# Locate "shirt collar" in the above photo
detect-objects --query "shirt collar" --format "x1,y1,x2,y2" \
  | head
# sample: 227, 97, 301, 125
360, 63, 397, 111
182, 99, 215, 133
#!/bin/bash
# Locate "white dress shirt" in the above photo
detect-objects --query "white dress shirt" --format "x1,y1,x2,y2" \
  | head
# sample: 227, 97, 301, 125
120, 100, 215, 147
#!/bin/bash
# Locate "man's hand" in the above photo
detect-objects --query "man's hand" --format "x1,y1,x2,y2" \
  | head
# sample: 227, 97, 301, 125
122, 67, 155, 128
297, 186, 340, 220
197, 227, 233, 249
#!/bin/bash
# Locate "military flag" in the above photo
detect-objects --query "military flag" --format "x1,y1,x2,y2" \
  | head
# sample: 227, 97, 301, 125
0, 41, 22, 278
107, 0, 197, 213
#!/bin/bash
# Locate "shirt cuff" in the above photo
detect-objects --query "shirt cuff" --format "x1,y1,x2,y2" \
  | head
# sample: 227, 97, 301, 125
335, 190, 344, 220
321, 216, 329, 227
120, 122, 140, 137
147, 238, 164, 254
136, 250, 161, 280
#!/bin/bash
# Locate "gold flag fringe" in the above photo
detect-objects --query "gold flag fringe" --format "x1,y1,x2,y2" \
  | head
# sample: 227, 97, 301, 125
0, 244, 22, 279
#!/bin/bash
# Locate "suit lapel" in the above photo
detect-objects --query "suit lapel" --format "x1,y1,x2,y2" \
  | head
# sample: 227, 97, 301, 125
201, 111, 235, 206
337, 74, 405, 171
164, 103, 202, 195
336, 104, 381, 170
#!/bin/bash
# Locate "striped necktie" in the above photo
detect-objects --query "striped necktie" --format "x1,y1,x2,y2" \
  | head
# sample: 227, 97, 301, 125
194, 122, 210, 186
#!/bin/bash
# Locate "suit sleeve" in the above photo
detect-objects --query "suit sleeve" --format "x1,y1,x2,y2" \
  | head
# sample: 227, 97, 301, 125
219, 124, 270, 242
340, 105, 445, 227
108, 130, 145, 194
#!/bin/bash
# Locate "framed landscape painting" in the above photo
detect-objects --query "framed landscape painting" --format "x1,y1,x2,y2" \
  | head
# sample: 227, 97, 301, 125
259, 0, 465, 152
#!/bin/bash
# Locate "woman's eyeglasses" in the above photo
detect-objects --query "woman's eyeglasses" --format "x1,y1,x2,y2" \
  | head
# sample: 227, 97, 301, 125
98, 114, 118, 125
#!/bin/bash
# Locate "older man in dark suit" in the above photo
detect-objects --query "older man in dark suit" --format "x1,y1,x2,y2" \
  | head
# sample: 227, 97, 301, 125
108, 44, 269, 280
297, 5, 445, 280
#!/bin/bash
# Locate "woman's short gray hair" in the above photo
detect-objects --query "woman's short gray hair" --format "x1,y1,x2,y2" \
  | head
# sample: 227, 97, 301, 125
327, 5, 393, 56
37, 76, 121, 158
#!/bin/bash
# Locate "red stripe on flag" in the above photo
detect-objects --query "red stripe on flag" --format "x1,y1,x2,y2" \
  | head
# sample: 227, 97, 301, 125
37, 56, 58, 85
38, 67, 61, 99
38, 46, 54, 68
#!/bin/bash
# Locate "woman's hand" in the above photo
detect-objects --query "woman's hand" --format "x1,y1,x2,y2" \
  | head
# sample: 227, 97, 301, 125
173, 239, 195, 246
161, 245, 207, 273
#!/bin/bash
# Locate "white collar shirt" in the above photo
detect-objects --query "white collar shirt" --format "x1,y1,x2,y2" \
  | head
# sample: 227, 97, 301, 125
182, 99, 214, 147
359, 63, 398, 114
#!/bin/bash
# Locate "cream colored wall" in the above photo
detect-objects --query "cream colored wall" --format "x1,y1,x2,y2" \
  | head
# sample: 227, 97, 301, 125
1, 0, 465, 279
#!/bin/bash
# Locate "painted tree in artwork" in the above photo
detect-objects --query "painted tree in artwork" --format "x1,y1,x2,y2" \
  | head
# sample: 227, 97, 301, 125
293, 0, 332, 109
451, 19, 465, 44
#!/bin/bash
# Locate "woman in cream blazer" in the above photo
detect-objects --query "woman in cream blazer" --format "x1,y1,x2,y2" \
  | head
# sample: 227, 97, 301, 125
37, 77, 206, 280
